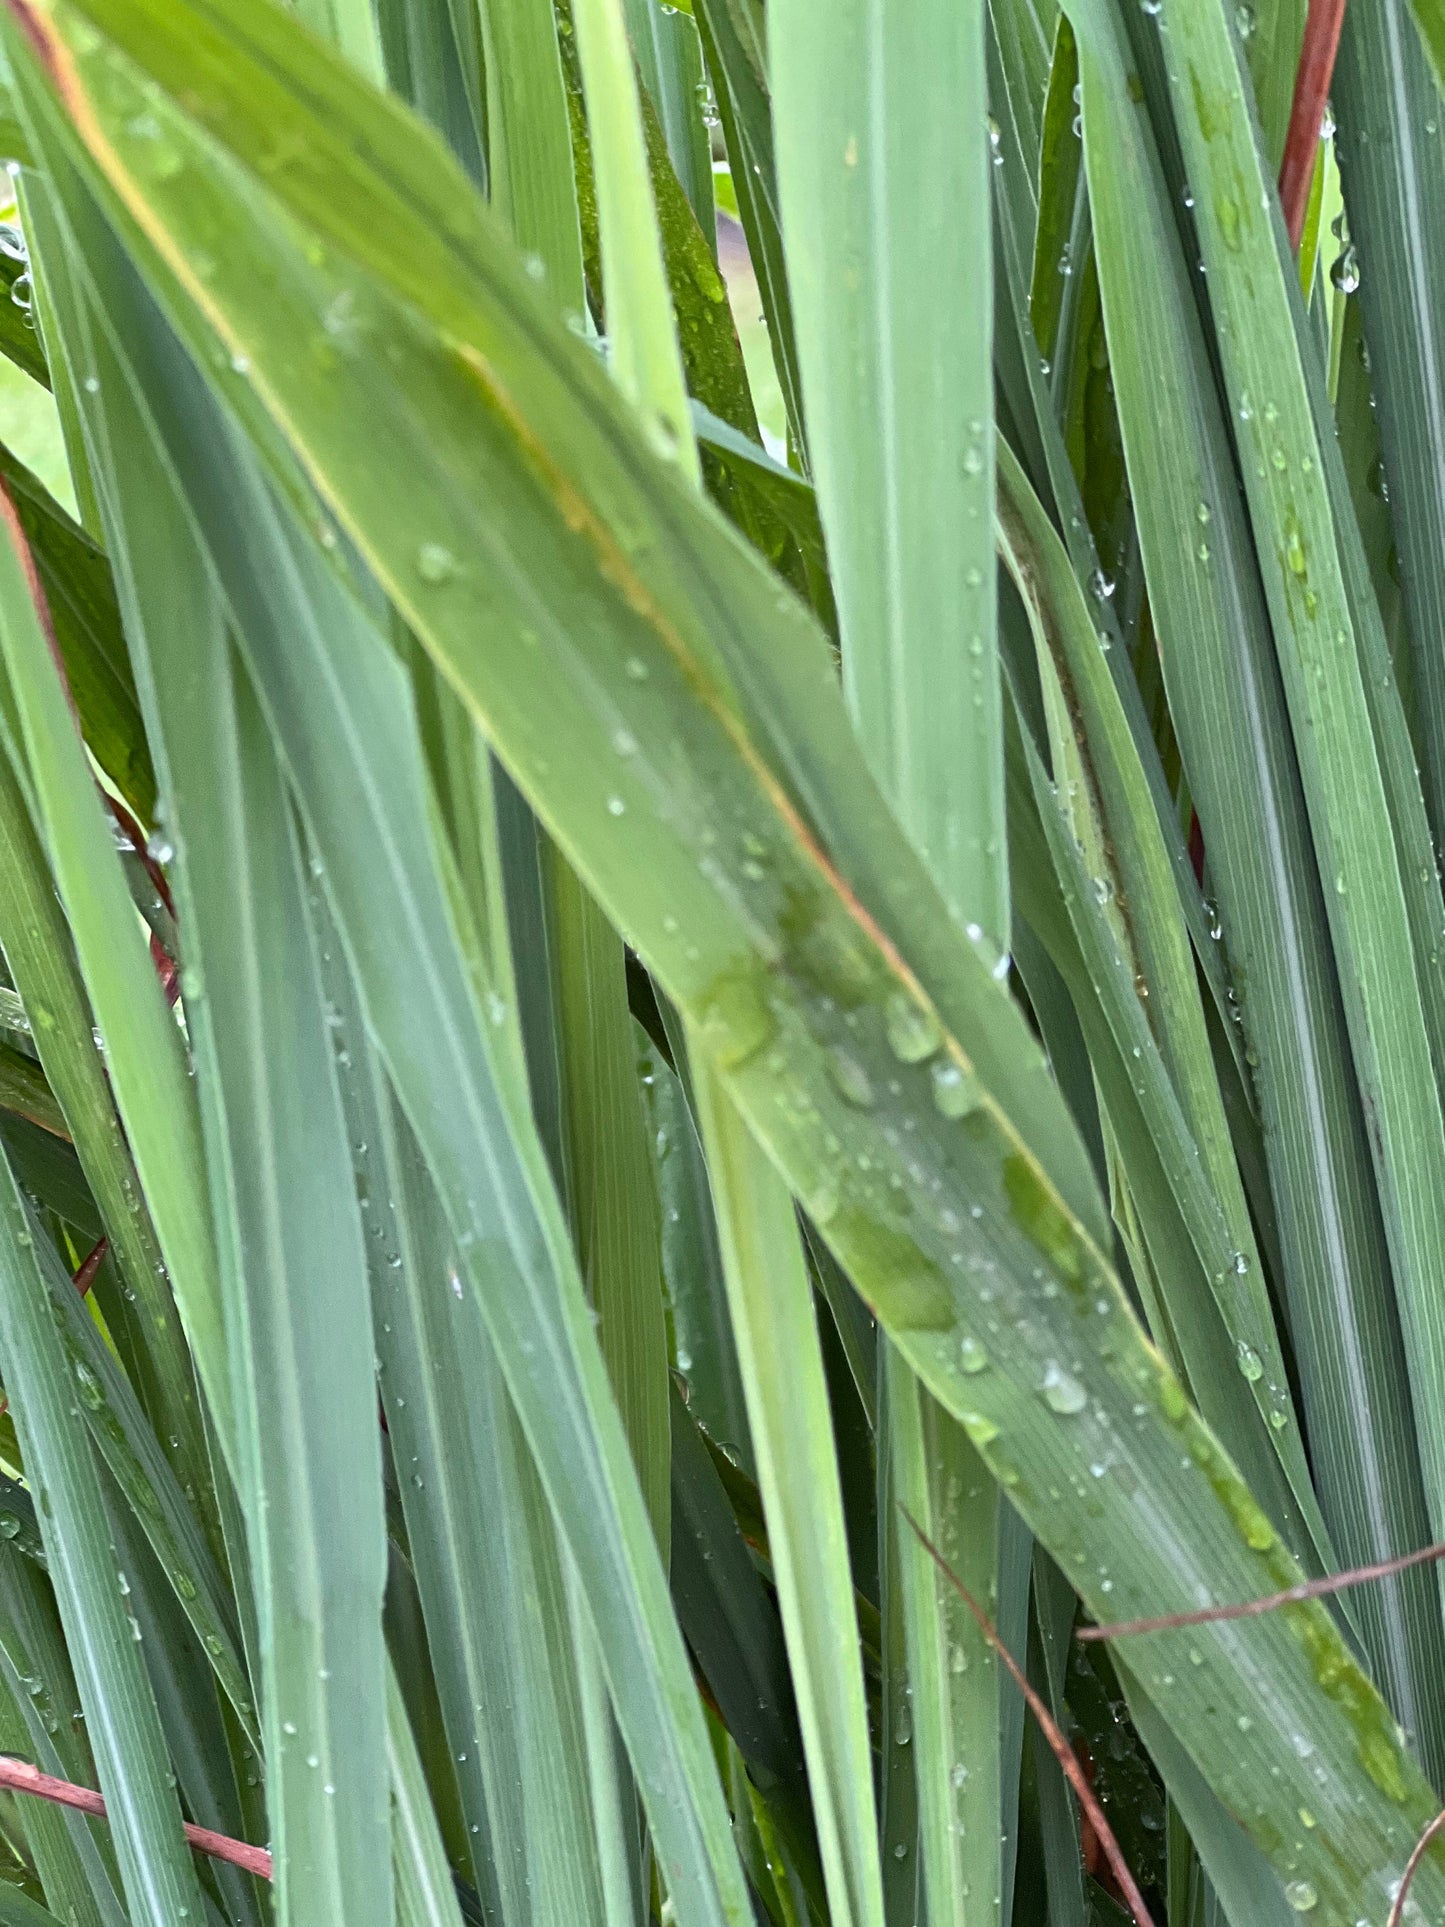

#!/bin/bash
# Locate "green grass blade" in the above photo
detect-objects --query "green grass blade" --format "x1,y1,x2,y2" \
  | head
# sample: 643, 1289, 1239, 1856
0, 1151, 206, 1925
1077, 0, 1445, 1772
988, 0, 1053, 175
572, 0, 696, 473
624, 0, 715, 238
0, 717, 211, 1533
0, 1549, 124, 1927
29, 4, 1445, 1905
1004, 703, 1319, 1549
1333, 0, 1445, 840
28, 1225, 255, 1749
997, 440, 1327, 1545
70, 266, 748, 1926
0, 1887, 62, 1926
101, 1496, 262, 1927
293, 0, 385, 80
477, 0, 586, 298
0, 353, 228, 1464
167, 640, 393, 1927
0, 438, 150, 818
37, 253, 391, 1909
771, 0, 1003, 951
547, 864, 673, 1555
489, 0, 674, 1572
690, 1060, 883, 1927
352, 978, 606, 1926
375, 0, 487, 185
887, 1357, 1015, 1927
1088, 0, 1445, 1602
691, 0, 806, 453
388, 1664, 468, 1927
641, 1037, 751, 1470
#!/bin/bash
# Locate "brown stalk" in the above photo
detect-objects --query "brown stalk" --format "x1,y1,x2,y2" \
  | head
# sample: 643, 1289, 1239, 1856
1278, 0, 1348, 250
1388, 1808, 1445, 1927
1077, 1539, 1445, 1643
0, 1755, 272, 1880
901, 1508, 1158, 1927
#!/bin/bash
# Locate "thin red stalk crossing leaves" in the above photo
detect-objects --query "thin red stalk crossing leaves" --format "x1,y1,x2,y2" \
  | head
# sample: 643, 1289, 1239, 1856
0, 1755, 272, 1880
901, 1508, 1158, 1927
1389, 1807, 1445, 1927
1077, 1539, 1445, 1643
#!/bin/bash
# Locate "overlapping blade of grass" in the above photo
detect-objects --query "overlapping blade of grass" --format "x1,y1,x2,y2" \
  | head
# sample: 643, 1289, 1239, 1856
369, 1074, 605, 1927
0, 1547, 126, 1925
28, 3, 1445, 1907
690, 0, 806, 454
0, 1888, 63, 1924
692, 1066, 883, 1927
887, 1364, 1016, 1927
36, 176, 752, 1927
769, 0, 1019, 1909
667, 1384, 814, 1872
317, 840, 607, 1927
489, 0, 674, 1568
387, 1665, 468, 1927
0, 440, 150, 818
640, 1041, 750, 1468
293, 0, 384, 81
582, 11, 884, 1912
1091, 0, 1445, 1596
1333, 0, 1445, 840
0, 432, 227, 1461
989, 0, 1053, 185
136, 620, 391, 1927
572, 0, 694, 469
0, 1151, 206, 1926
546, 865, 673, 1553
375, 0, 486, 184
27, 1221, 254, 1748
1003, 704, 1321, 1554
997, 441, 1326, 1535
33, 187, 398, 1927
34, 219, 391, 1913
0, 735, 208, 1525
624, 0, 713, 236
770, 0, 1004, 951
1078, 0, 1445, 1775
101, 1495, 262, 1927
475, 0, 584, 289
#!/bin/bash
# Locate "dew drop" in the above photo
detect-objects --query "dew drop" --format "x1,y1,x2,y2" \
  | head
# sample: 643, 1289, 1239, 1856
1039, 1363, 1087, 1415
959, 1335, 990, 1376
931, 1059, 981, 1118
827, 1046, 875, 1110
883, 990, 942, 1064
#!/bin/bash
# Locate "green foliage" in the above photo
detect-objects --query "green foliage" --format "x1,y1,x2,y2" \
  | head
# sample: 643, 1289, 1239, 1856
0, 0, 1433, 1922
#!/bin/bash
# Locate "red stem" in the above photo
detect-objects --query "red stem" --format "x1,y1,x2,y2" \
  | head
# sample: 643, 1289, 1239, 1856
1077, 1538, 1445, 1643
1278, 0, 1348, 250
72, 1237, 107, 1298
1389, 1808, 1445, 1927
0, 1755, 272, 1881
903, 1509, 1158, 1927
